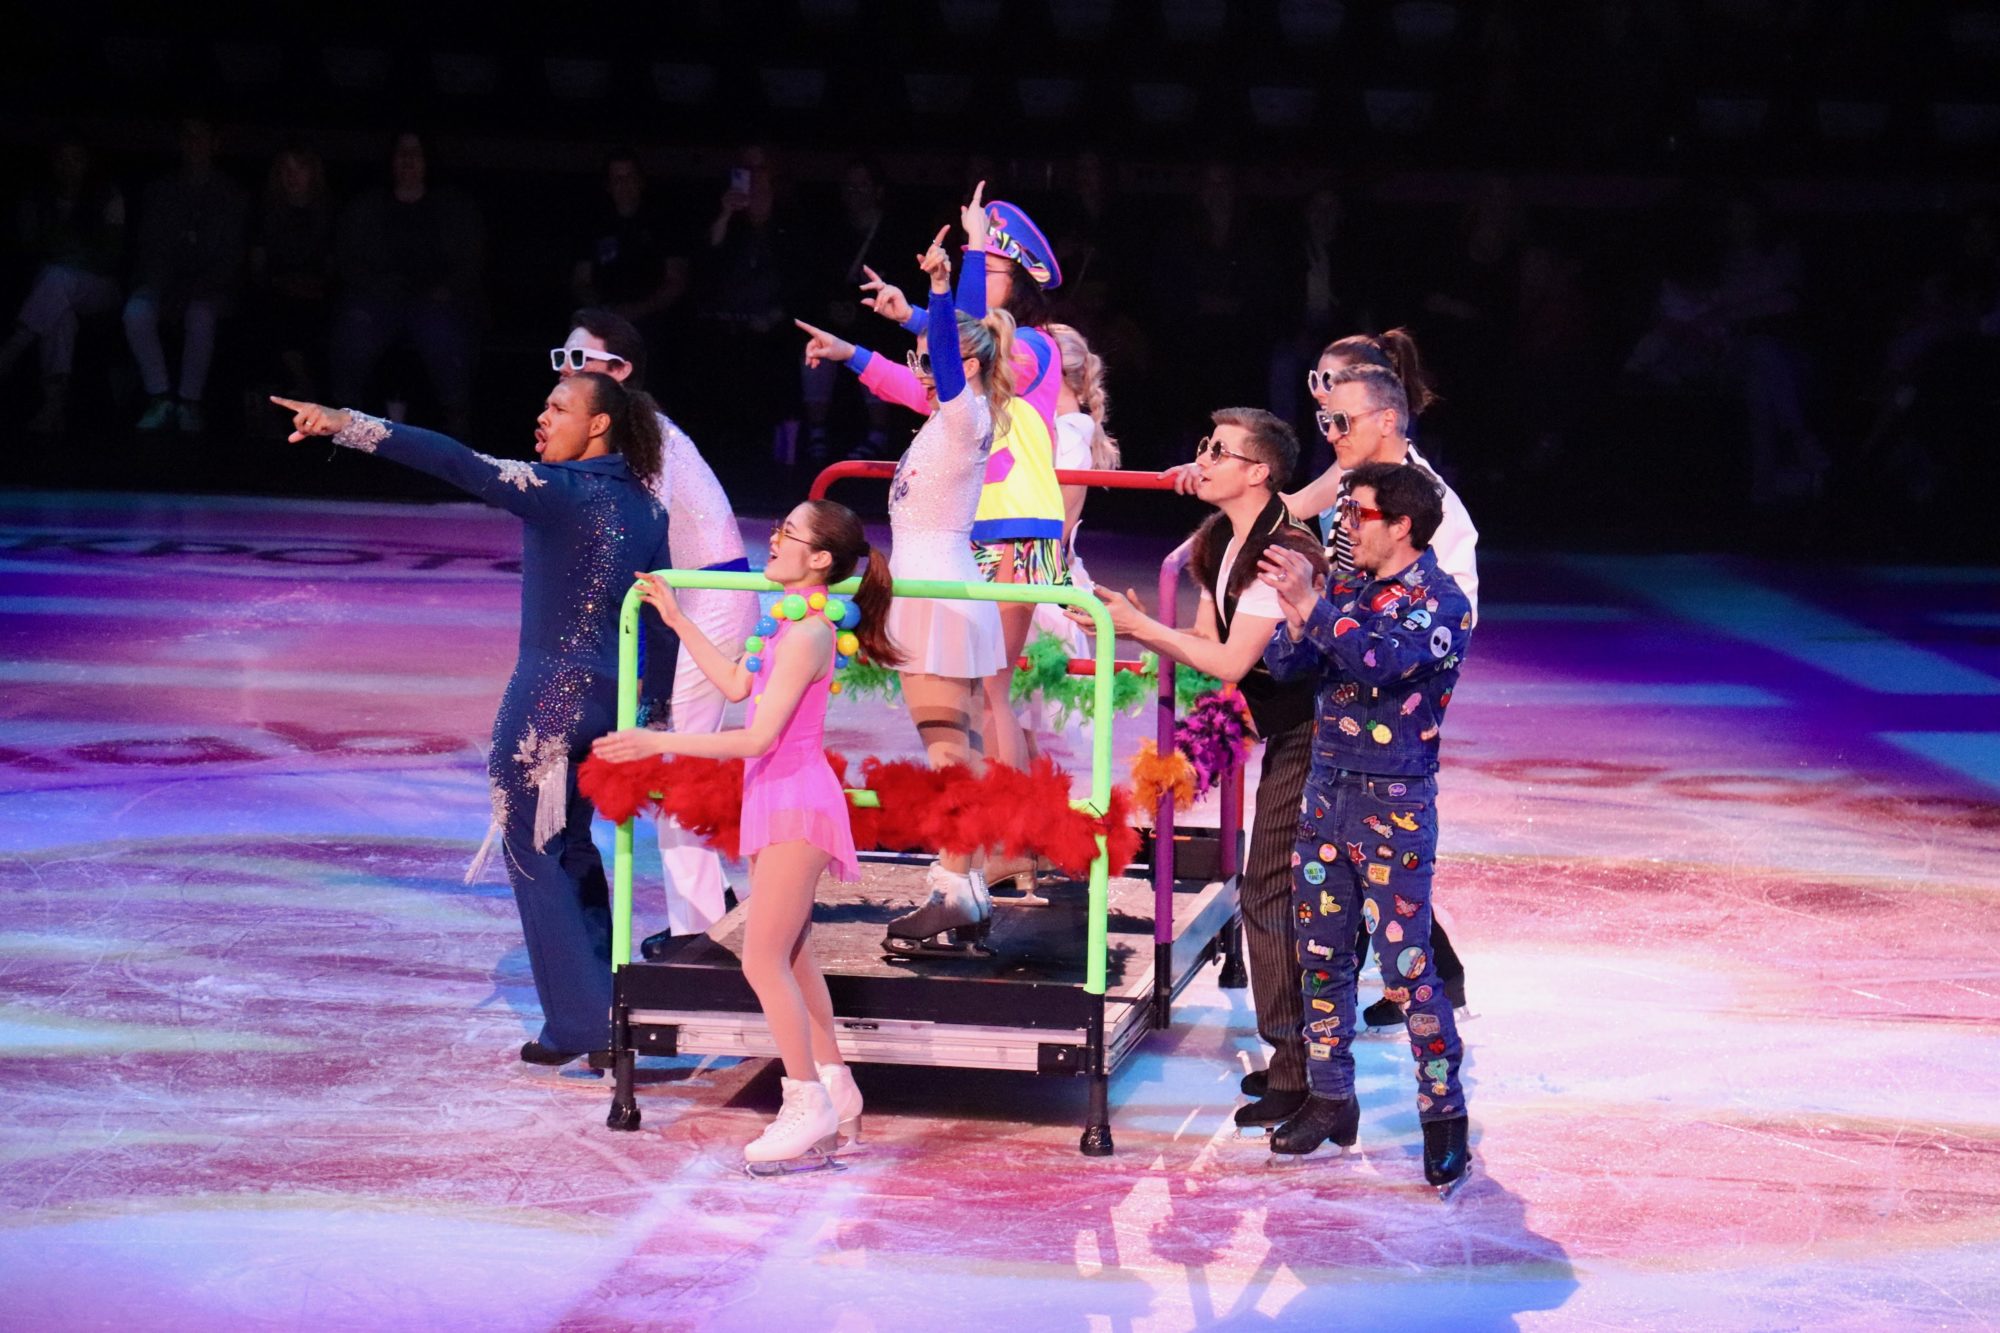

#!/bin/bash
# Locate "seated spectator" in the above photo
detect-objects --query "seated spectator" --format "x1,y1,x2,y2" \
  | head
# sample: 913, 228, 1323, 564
0, 137, 125, 435
570, 149, 693, 406
249, 146, 332, 400
571, 149, 690, 329
689, 144, 798, 493
123, 116, 247, 435
330, 131, 484, 437
797, 156, 902, 463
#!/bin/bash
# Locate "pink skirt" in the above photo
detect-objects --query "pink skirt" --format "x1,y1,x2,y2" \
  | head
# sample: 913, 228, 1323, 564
739, 745, 860, 882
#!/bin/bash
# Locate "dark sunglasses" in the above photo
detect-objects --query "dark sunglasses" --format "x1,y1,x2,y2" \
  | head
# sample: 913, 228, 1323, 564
1316, 406, 1386, 438
1195, 435, 1259, 466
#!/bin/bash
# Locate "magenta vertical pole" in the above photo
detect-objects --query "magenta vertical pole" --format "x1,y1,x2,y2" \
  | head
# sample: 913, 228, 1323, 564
1150, 540, 1195, 1026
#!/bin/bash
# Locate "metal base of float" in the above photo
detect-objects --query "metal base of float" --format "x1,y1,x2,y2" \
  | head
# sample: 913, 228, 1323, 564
605, 837, 1242, 1156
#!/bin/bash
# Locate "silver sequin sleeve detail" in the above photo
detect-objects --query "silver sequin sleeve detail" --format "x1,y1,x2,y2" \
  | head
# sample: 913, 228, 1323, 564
331, 411, 390, 454
473, 453, 549, 493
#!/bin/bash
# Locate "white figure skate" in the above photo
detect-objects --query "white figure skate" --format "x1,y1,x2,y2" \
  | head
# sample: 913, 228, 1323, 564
817, 1061, 865, 1153
743, 1077, 842, 1178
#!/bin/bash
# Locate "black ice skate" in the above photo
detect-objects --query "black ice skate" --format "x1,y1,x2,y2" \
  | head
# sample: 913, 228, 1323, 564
1359, 996, 1407, 1033
1422, 1115, 1474, 1200
1267, 1094, 1360, 1161
1234, 1086, 1309, 1134
882, 864, 993, 959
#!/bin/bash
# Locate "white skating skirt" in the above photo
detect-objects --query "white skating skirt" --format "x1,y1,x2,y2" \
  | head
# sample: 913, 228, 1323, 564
886, 528, 1007, 679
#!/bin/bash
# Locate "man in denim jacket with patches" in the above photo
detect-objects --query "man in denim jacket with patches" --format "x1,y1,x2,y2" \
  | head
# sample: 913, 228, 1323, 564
1255, 460, 1474, 1195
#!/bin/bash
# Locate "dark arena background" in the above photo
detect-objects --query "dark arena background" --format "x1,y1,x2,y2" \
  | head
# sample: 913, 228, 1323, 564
3, 5, 1998, 1330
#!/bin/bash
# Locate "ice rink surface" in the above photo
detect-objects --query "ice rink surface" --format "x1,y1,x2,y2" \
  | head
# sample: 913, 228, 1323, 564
3, 490, 1998, 1331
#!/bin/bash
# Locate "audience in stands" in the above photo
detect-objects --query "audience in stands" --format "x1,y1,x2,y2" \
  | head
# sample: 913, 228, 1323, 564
123, 116, 247, 436
248, 146, 332, 402
690, 144, 798, 484
1, 139, 126, 435
795, 156, 903, 464
330, 131, 484, 437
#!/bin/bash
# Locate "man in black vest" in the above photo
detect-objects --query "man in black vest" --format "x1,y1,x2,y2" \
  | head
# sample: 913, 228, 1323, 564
1086, 407, 1328, 1129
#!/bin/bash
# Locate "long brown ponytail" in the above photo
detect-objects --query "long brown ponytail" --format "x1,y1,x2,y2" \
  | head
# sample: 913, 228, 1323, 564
570, 370, 665, 489
801, 499, 906, 667
1320, 327, 1439, 417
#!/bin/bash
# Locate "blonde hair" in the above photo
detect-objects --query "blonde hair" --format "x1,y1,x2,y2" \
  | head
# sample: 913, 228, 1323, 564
956, 308, 1018, 441
1048, 322, 1120, 470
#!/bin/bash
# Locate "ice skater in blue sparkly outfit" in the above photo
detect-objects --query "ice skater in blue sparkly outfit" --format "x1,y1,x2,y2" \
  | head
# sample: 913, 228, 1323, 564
1256, 459, 1476, 1198
273, 379, 676, 1064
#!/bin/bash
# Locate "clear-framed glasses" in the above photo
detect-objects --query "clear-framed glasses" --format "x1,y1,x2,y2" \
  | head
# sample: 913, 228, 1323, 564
1317, 406, 1386, 438
1337, 496, 1386, 528
1307, 367, 1339, 396
904, 350, 933, 377
1195, 435, 1259, 466
550, 346, 628, 372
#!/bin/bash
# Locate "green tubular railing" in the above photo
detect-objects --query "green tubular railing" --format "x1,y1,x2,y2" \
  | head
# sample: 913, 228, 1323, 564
612, 570, 1119, 994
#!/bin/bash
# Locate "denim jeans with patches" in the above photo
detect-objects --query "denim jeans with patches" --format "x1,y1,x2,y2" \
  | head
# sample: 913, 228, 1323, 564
1292, 771, 1466, 1121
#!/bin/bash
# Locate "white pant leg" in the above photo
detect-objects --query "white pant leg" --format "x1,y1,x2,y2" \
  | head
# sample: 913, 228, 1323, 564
653, 587, 759, 934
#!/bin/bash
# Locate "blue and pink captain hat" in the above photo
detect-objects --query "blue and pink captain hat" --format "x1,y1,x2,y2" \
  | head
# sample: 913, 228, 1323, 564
984, 199, 1062, 291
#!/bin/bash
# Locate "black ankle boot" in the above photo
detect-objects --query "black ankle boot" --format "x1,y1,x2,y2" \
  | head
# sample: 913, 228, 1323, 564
1269, 1094, 1359, 1156
1422, 1115, 1473, 1197
640, 927, 675, 961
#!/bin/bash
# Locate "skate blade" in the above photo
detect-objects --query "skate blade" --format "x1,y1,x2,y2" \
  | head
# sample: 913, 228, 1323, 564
1431, 1153, 1477, 1202
882, 937, 995, 961
1265, 1141, 1355, 1166
743, 1145, 847, 1178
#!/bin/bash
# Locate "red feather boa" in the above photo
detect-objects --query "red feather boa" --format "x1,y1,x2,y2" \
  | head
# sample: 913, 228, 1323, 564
576, 749, 1138, 878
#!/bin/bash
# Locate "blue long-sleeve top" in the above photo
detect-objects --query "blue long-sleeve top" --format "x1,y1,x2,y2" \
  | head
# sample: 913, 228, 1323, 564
899, 248, 1055, 398
1264, 546, 1472, 778
848, 283, 966, 399
328, 414, 678, 718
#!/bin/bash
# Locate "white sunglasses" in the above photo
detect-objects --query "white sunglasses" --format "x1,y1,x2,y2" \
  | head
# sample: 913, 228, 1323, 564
550, 346, 627, 372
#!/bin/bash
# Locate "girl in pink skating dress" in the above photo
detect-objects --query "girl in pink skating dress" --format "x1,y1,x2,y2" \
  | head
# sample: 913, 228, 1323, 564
592, 498, 902, 1173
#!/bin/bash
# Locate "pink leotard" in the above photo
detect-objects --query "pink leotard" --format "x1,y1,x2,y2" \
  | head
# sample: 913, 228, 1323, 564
737, 622, 859, 881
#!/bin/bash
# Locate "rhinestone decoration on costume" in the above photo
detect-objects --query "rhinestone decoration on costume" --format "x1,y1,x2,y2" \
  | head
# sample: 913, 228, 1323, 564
512, 724, 568, 787
476, 454, 548, 494
890, 392, 991, 531
331, 412, 390, 454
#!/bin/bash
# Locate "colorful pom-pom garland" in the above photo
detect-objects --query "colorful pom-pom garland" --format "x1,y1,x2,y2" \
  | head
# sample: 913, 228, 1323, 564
743, 588, 867, 684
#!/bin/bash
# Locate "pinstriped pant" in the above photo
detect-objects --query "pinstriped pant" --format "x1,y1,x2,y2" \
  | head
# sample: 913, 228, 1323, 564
1240, 717, 1316, 1094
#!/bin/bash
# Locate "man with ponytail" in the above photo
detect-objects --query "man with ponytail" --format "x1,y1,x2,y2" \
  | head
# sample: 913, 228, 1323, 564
556, 310, 756, 951
271, 377, 676, 1068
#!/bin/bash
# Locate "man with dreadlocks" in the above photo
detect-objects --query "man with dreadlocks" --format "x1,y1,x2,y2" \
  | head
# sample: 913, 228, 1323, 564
272, 376, 676, 1066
